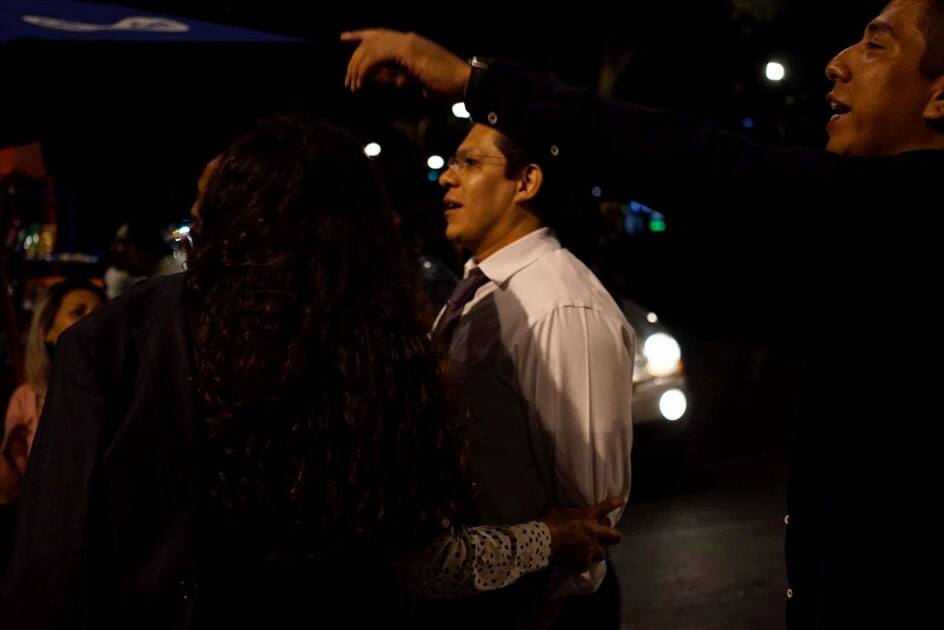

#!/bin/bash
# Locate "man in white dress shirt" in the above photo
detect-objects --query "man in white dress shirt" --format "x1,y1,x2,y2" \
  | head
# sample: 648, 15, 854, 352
430, 120, 635, 627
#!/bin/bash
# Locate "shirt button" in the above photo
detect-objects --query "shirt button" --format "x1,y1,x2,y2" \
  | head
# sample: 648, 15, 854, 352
784, 514, 791, 525
786, 588, 794, 599
487, 112, 498, 125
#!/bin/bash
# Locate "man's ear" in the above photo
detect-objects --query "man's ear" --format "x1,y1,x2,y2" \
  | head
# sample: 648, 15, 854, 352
923, 76, 944, 124
514, 163, 543, 204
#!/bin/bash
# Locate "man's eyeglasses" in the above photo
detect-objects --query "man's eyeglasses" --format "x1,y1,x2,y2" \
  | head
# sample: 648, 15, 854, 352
446, 152, 507, 172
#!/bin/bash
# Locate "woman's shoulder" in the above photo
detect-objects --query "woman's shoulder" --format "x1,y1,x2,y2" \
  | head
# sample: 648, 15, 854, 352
5, 383, 39, 429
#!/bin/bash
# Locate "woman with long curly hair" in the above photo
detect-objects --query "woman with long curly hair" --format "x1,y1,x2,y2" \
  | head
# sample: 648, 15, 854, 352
1, 115, 619, 629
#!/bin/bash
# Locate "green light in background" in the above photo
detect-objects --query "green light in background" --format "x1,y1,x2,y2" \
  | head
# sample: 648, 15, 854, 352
649, 219, 667, 232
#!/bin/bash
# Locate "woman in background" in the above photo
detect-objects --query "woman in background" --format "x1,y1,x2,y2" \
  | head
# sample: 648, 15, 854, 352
0, 279, 104, 505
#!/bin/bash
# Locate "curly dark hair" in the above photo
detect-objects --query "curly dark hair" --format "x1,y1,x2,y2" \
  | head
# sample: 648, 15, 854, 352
185, 114, 474, 561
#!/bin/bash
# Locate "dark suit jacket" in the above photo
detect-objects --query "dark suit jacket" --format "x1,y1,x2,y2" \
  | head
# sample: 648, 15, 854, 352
0, 274, 406, 629
465, 59, 943, 628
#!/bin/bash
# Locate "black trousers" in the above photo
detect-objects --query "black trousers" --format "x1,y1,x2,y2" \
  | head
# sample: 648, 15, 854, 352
550, 558, 621, 630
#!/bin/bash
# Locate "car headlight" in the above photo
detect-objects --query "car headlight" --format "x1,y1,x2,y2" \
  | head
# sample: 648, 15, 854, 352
659, 389, 687, 421
642, 333, 682, 377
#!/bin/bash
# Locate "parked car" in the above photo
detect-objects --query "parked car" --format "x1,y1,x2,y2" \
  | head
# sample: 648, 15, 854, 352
619, 298, 689, 427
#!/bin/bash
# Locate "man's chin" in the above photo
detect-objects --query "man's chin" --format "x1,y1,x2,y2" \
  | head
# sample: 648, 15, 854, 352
444, 224, 465, 246
824, 138, 846, 155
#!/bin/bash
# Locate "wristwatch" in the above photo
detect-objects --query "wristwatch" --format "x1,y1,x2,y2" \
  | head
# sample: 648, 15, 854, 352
465, 56, 492, 101
468, 56, 491, 70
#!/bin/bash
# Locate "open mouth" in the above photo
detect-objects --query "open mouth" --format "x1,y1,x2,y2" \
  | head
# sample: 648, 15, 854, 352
828, 97, 851, 123
444, 200, 462, 211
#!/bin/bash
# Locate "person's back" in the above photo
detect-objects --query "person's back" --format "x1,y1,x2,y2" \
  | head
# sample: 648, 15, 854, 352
0, 116, 472, 628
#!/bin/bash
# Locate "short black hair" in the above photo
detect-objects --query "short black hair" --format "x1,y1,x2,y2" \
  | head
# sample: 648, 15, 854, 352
919, 0, 944, 78
493, 129, 577, 232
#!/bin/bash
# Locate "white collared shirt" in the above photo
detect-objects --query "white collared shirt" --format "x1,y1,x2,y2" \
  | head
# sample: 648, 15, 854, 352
436, 227, 635, 595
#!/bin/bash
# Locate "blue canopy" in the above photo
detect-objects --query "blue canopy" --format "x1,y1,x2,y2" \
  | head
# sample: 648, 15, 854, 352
0, 0, 307, 44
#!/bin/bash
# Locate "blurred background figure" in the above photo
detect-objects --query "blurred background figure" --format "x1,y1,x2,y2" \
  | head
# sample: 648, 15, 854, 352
0, 278, 105, 505
104, 219, 184, 299
0, 278, 104, 572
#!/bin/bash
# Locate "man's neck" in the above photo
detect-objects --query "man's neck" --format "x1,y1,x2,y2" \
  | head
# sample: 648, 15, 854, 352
474, 217, 543, 263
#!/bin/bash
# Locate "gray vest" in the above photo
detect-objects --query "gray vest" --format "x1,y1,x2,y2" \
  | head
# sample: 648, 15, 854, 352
448, 293, 554, 524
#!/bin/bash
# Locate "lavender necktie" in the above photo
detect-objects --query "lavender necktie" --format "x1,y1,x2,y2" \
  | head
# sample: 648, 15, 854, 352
433, 267, 489, 342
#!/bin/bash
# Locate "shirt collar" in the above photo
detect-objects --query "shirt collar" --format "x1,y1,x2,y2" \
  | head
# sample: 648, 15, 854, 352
463, 227, 561, 286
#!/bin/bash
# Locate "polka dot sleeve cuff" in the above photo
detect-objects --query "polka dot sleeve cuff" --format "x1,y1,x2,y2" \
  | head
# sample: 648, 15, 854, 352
394, 521, 552, 598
